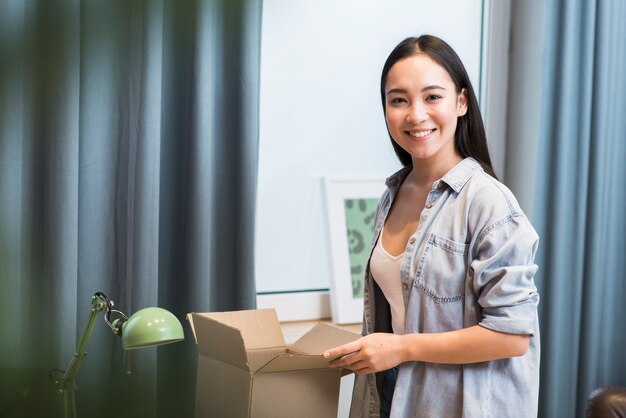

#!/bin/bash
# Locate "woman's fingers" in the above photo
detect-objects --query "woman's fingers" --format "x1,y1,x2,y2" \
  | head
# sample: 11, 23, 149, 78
325, 333, 402, 374
342, 359, 374, 375
324, 340, 361, 360
328, 349, 359, 367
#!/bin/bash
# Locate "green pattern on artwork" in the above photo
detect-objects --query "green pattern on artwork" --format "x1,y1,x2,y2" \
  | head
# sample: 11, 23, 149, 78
344, 198, 378, 299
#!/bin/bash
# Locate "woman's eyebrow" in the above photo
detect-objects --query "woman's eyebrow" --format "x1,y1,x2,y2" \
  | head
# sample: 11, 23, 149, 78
386, 88, 408, 95
386, 85, 447, 95
421, 84, 446, 92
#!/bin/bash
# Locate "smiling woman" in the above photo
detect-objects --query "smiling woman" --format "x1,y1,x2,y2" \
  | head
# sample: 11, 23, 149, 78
324, 35, 540, 418
383, 54, 467, 168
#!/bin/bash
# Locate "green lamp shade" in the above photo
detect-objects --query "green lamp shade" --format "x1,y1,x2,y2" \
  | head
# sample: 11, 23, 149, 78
121, 307, 185, 350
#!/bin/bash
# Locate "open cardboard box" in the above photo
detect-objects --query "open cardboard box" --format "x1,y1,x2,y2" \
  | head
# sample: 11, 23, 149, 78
187, 308, 360, 418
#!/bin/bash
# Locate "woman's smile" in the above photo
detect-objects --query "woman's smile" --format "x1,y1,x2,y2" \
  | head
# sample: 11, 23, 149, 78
406, 128, 436, 139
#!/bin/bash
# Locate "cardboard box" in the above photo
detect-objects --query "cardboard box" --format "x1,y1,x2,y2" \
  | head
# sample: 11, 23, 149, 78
187, 309, 360, 418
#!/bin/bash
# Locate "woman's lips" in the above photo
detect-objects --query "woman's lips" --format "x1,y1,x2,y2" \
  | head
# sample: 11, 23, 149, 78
406, 128, 435, 138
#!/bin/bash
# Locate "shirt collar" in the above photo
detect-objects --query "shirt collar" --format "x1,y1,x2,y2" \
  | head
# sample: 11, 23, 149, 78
441, 157, 483, 193
384, 157, 483, 193
385, 165, 412, 189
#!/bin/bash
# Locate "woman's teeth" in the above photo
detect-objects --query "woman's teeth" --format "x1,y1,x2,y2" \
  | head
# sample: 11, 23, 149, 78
409, 129, 433, 138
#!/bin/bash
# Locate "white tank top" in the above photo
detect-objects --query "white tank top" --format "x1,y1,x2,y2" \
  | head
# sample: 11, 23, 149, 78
369, 228, 406, 334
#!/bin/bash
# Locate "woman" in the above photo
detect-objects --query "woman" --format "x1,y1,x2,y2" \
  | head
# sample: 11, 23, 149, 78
324, 35, 540, 418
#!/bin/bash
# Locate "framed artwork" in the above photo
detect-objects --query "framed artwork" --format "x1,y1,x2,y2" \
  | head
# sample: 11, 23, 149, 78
323, 176, 387, 324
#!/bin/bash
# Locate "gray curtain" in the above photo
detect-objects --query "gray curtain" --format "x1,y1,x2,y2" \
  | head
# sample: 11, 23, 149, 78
533, 0, 626, 417
0, 1, 261, 417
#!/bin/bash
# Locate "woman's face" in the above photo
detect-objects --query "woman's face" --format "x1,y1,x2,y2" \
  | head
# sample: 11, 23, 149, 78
384, 54, 467, 164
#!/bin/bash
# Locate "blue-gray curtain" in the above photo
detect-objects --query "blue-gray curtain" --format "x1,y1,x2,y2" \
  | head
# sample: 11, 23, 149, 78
0, 1, 261, 417
534, 0, 626, 417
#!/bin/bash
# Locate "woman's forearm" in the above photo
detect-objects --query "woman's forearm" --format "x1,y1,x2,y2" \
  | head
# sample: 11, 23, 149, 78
400, 325, 530, 364
325, 325, 531, 374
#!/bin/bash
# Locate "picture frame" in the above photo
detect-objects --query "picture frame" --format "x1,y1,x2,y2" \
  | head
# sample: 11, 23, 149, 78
323, 176, 387, 324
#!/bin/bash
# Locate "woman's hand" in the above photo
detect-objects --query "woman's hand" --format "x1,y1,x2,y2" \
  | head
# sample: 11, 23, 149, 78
323, 333, 406, 375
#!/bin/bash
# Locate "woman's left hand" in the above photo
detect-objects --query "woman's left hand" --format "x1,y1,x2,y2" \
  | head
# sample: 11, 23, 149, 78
323, 333, 405, 375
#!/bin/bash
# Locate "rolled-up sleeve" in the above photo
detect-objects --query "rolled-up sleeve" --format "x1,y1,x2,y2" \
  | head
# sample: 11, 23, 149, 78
470, 215, 540, 336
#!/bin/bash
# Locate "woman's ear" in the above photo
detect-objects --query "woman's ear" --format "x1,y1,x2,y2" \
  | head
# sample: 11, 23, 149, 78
457, 88, 468, 116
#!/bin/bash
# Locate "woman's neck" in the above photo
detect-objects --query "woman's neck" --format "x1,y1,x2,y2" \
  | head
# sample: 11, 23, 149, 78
408, 152, 463, 187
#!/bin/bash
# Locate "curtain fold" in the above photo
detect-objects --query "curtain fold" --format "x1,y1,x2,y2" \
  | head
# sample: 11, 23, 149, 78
0, 1, 261, 417
533, 1, 626, 417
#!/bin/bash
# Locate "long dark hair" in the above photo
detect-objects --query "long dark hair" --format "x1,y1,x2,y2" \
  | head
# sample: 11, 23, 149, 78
380, 35, 497, 179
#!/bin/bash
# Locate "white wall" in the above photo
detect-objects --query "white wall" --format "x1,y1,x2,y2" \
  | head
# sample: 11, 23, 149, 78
256, 0, 484, 293
505, 0, 545, 219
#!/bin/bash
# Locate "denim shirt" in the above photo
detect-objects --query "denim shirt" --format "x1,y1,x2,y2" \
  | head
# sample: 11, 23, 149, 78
349, 158, 540, 418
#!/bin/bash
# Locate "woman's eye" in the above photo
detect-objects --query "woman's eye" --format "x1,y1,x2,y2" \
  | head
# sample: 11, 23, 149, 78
389, 97, 407, 104
426, 94, 442, 101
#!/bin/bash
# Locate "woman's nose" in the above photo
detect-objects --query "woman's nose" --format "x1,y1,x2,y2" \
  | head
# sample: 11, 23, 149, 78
406, 103, 427, 123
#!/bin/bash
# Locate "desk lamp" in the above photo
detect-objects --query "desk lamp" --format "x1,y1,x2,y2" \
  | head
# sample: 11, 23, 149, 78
52, 292, 184, 418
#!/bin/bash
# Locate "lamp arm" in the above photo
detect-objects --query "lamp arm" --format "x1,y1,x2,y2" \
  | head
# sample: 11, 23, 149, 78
52, 291, 183, 418
55, 292, 112, 418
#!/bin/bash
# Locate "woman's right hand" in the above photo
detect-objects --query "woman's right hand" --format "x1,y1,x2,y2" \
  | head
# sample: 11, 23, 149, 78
324, 333, 406, 375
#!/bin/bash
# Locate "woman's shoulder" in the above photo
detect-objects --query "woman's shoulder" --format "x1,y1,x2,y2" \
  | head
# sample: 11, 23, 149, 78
440, 158, 522, 217
462, 168, 525, 219
457, 166, 539, 243
456, 170, 538, 253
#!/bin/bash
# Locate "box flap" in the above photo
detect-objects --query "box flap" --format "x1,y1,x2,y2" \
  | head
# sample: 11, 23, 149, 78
186, 313, 198, 344
291, 323, 360, 355
247, 347, 286, 372
189, 313, 250, 370
199, 309, 285, 349
255, 352, 331, 373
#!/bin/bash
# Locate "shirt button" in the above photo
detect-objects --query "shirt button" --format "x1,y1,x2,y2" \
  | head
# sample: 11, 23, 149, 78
425, 203, 433, 209
408, 237, 416, 244
402, 283, 409, 290
438, 182, 444, 189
